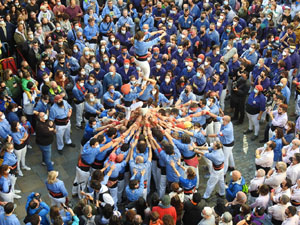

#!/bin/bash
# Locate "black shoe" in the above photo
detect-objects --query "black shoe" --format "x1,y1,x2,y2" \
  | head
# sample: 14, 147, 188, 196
243, 129, 253, 134
233, 121, 243, 125
57, 150, 63, 155
251, 135, 258, 141
259, 139, 267, 143
231, 117, 238, 121
228, 167, 235, 172
216, 193, 225, 198
66, 143, 76, 148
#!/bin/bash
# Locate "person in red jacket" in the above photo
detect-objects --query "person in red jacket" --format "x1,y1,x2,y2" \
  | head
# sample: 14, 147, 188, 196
152, 195, 177, 224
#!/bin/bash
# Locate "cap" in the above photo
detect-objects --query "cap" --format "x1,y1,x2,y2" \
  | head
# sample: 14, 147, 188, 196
54, 95, 62, 103
124, 59, 130, 63
198, 54, 205, 60
255, 85, 263, 92
221, 212, 232, 223
186, 58, 193, 62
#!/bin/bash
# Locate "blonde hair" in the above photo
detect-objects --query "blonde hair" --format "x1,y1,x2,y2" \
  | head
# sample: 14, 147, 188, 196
47, 171, 58, 184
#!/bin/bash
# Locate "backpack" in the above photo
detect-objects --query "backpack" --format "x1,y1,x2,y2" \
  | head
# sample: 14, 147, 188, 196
23, 207, 42, 224
81, 215, 96, 225
242, 183, 249, 194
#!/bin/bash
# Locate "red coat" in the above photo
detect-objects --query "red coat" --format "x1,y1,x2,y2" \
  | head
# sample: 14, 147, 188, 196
152, 205, 177, 223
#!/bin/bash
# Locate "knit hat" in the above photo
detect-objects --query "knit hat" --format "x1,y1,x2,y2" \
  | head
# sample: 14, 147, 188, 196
161, 195, 171, 206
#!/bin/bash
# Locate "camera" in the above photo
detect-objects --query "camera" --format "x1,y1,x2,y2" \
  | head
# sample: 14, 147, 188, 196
34, 193, 41, 201
232, 81, 238, 90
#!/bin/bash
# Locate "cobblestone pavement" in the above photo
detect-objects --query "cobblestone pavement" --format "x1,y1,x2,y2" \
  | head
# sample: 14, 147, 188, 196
13, 100, 295, 221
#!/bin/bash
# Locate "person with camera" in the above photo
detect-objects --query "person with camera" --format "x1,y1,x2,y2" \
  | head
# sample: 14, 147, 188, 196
231, 70, 250, 125
25, 192, 50, 225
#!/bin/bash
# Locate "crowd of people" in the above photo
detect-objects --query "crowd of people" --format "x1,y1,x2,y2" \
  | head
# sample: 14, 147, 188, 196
1, 0, 300, 224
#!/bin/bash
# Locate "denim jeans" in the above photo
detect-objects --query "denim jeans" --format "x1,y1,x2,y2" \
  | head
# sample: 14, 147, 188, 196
38, 144, 54, 171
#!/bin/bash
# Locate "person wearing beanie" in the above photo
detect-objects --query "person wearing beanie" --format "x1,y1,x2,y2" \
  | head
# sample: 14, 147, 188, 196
152, 195, 177, 224
244, 84, 266, 141
49, 94, 75, 154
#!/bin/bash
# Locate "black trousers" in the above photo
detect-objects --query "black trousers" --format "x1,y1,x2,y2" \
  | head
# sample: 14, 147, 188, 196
232, 96, 246, 122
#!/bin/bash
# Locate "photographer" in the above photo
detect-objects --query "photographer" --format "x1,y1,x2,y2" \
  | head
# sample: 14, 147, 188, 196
230, 70, 250, 125
25, 192, 50, 225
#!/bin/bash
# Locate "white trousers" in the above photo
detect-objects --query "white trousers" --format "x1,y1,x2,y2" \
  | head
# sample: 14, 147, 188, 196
56, 121, 72, 151
109, 186, 118, 207
158, 172, 166, 199
203, 168, 225, 199
246, 113, 260, 136
0, 191, 14, 203
220, 89, 227, 111
75, 102, 84, 127
134, 59, 150, 79
125, 101, 143, 120
49, 194, 66, 206
72, 166, 90, 198
223, 146, 235, 174
14, 146, 27, 173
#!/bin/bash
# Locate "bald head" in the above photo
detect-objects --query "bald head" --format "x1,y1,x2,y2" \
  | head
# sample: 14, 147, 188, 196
232, 170, 241, 181
280, 78, 288, 87
136, 156, 143, 164
50, 81, 57, 88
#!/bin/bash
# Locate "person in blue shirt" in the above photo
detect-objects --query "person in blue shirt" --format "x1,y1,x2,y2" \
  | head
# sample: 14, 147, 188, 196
206, 23, 220, 46
205, 74, 223, 99
26, 192, 50, 225
67, 21, 82, 43
49, 95, 75, 153
171, 44, 190, 70
134, 30, 166, 82
139, 8, 154, 31
175, 85, 196, 106
244, 85, 266, 141
117, 59, 137, 83
150, 60, 167, 84
190, 68, 207, 100
125, 168, 146, 202
83, 18, 99, 43
0, 202, 21, 225
152, 2, 166, 24
83, 8, 100, 26
83, 0, 99, 15
206, 114, 235, 174
279, 25, 296, 48
225, 170, 246, 202
170, 160, 197, 197
240, 43, 258, 67
150, 85, 170, 107
116, 9, 135, 35
100, 15, 116, 37
199, 26, 212, 53
101, 0, 121, 21
0, 112, 12, 141
136, 78, 157, 107
11, 121, 31, 177
103, 66, 123, 93
166, 18, 177, 37
72, 78, 87, 129
194, 141, 225, 199
45, 170, 68, 206
2, 143, 18, 177
84, 93, 104, 122
103, 85, 122, 109
6, 103, 19, 125
178, 8, 193, 32
0, 165, 20, 202
85, 74, 103, 101
160, 74, 176, 101
181, 61, 197, 81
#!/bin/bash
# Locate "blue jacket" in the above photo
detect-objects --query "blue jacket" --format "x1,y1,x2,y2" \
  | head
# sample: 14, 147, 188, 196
26, 192, 50, 225
226, 177, 246, 202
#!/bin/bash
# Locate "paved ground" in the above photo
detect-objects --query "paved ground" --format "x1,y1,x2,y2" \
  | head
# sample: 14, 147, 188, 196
12, 99, 294, 221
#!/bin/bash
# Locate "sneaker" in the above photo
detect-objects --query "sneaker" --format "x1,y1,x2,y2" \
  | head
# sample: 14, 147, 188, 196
13, 194, 22, 199
66, 143, 76, 148
27, 145, 32, 149
14, 190, 21, 194
22, 166, 31, 171
18, 171, 23, 177
243, 129, 253, 134
41, 161, 54, 166
57, 150, 63, 155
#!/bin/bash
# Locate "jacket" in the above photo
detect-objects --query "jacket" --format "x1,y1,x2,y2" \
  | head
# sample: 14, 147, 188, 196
226, 177, 246, 202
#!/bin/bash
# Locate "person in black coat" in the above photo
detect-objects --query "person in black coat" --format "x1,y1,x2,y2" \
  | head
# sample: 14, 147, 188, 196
231, 70, 251, 125
182, 193, 206, 225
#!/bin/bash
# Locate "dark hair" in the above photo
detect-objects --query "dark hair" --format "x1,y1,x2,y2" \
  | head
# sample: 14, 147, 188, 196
103, 204, 114, 219
129, 179, 138, 189
121, 143, 130, 152
137, 142, 146, 153
269, 141, 276, 150
4, 202, 14, 214
192, 192, 202, 203
90, 138, 98, 146
107, 127, 117, 137
164, 144, 174, 155
162, 215, 174, 225
181, 133, 191, 144
258, 184, 269, 196
97, 134, 105, 144
276, 128, 284, 139
11, 121, 19, 133
29, 214, 41, 225
27, 81, 34, 90
91, 169, 104, 182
